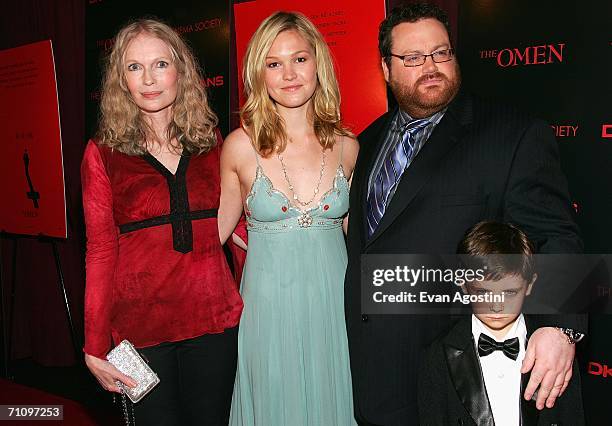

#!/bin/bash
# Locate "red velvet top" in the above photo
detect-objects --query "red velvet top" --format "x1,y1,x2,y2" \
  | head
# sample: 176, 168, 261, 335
81, 136, 243, 359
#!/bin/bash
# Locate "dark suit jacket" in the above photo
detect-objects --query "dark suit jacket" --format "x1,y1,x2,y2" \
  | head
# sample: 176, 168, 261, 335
418, 316, 585, 426
344, 91, 583, 426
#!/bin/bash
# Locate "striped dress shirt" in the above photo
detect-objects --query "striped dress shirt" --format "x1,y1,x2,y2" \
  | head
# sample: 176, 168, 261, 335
367, 108, 446, 210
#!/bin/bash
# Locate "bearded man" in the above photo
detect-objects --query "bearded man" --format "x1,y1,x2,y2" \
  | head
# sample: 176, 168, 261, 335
344, 3, 584, 425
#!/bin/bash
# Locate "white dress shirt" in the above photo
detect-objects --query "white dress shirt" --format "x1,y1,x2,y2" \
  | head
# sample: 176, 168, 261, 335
471, 314, 527, 426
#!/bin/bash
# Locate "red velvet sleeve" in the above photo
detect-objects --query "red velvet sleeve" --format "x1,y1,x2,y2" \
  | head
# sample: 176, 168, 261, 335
81, 141, 117, 359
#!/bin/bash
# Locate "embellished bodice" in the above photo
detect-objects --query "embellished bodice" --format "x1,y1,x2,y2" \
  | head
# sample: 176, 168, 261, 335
245, 165, 349, 233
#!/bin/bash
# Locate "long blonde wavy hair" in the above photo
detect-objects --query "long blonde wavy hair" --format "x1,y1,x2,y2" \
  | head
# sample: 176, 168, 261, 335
241, 11, 351, 157
97, 18, 218, 155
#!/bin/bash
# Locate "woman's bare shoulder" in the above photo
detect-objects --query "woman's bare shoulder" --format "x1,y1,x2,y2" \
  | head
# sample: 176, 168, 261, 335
341, 134, 359, 160
222, 128, 254, 159
342, 134, 359, 154
224, 127, 251, 149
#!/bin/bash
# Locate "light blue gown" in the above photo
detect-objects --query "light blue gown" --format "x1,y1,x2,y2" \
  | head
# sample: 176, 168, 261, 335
229, 154, 356, 426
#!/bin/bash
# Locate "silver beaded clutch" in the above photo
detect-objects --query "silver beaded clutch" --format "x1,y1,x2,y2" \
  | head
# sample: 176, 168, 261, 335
107, 340, 160, 403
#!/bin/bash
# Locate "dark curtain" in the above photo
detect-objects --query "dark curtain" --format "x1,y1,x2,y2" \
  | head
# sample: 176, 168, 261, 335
0, 0, 85, 366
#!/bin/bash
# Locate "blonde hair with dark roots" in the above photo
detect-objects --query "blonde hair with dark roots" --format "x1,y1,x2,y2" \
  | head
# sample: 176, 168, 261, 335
241, 11, 351, 157
97, 18, 218, 155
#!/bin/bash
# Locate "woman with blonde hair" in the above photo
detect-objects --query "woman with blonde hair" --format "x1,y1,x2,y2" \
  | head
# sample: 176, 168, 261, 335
219, 11, 358, 425
82, 18, 243, 425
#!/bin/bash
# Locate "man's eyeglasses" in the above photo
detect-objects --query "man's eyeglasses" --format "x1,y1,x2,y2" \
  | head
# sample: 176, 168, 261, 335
388, 48, 455, 67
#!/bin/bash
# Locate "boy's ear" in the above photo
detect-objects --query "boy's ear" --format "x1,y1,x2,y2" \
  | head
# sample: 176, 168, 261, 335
525, 273, 537, 296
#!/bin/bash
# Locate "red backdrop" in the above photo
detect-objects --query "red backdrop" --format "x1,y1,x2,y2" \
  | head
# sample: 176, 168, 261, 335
234, 0, 387, 135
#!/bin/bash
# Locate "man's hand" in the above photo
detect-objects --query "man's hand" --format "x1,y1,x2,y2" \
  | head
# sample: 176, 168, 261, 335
521, 327, 575, 410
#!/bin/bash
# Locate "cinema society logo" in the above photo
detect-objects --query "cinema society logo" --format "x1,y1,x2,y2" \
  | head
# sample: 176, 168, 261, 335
551, 124, 578, 138
96, 19, 222, 52
479, 43, 565, 67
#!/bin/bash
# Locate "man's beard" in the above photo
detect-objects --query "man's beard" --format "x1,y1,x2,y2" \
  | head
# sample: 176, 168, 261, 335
390, 65, 461, 118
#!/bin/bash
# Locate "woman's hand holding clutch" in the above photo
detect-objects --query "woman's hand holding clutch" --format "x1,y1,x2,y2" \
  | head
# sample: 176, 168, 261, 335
85, 352, 137, 393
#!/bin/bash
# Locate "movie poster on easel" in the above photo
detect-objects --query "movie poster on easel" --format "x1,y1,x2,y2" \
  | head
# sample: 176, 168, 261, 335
0, 40, 67, 239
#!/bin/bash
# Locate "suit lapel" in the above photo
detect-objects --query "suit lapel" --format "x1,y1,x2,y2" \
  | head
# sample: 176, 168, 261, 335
365, 91, 473, 248
352, 109, 396, 248
444, 319, 495, 426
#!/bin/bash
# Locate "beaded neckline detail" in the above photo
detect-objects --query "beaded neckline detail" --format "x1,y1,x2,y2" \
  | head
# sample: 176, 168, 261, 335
246, 164, 346, 214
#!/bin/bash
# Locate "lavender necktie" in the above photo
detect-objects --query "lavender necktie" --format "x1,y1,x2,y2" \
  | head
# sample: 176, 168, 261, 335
366, 119, 430, 237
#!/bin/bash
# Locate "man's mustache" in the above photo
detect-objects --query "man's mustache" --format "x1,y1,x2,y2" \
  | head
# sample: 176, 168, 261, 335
416, 72, 447, 85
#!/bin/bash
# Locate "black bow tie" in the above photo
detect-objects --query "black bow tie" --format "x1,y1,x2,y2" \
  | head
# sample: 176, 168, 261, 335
477, 334, 520, 360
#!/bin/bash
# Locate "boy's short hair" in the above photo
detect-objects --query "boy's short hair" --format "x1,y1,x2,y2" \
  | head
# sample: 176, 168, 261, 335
458, 221, 535, 282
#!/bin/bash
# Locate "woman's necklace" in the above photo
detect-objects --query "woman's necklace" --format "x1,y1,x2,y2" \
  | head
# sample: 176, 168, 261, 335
277, 148, 327, 208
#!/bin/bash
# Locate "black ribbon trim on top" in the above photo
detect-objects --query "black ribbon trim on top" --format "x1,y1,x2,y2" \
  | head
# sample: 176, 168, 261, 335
118, 209, 218, 235
121, 153, 213, 254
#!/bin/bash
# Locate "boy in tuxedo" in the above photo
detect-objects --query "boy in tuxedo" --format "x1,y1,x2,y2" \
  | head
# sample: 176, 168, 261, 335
418, 221, 584, 426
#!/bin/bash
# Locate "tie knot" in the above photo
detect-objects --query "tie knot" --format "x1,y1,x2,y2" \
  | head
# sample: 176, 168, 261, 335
401, 118, 430, 136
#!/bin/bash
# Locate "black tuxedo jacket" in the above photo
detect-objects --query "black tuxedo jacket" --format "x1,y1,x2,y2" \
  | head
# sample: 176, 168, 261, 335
344, 91, 583, 425
418, 316, 585, 426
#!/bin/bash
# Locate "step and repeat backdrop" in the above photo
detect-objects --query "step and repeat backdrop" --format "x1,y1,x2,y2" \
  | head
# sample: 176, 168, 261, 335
457, 1, 611, 424
84, 0, 610, 423
86, 0, 231, 137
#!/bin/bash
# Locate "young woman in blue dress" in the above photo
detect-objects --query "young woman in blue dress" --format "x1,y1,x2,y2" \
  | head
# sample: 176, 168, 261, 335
218, 11, 359, 426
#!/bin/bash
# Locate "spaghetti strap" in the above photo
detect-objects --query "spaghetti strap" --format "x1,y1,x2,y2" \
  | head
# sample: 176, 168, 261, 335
337, 137, 345, 172
251, 143, 262, 168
